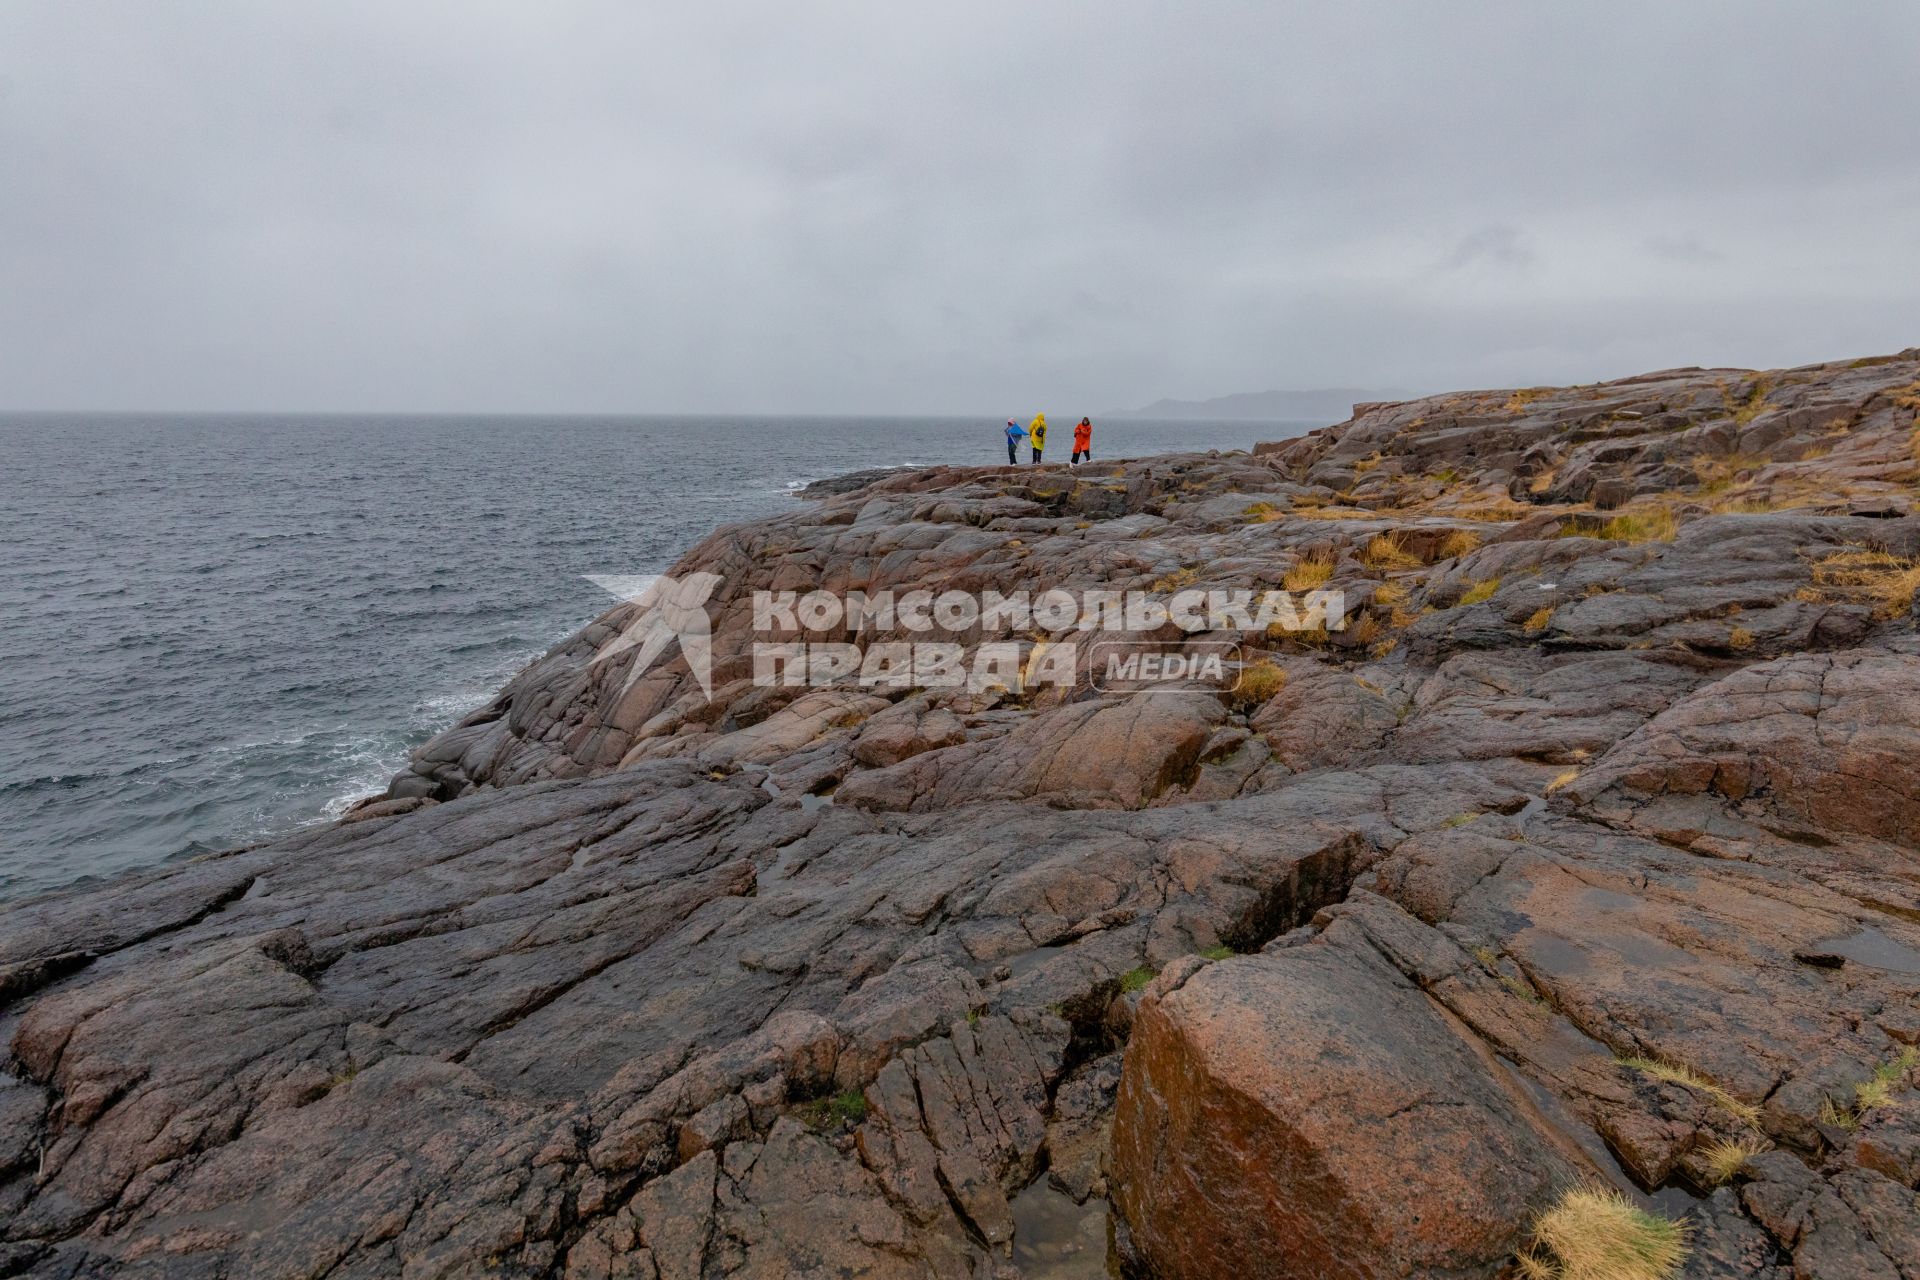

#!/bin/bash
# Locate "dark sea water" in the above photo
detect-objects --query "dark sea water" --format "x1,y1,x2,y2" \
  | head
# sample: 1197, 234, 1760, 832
0, 414, 1311, 901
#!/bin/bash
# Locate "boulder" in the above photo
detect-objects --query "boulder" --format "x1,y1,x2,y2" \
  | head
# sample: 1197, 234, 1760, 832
1111, 904, 1580, 1279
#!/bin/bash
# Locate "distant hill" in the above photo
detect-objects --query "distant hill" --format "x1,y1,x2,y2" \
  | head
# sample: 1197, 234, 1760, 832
1109, 387, 1409, 423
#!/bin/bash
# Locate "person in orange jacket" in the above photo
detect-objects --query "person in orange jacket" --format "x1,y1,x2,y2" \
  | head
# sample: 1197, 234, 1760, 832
1071, 417, 1092, 465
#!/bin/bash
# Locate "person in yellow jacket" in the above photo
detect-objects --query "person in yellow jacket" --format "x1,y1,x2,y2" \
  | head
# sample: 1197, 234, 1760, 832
1028, 413, 1048, 463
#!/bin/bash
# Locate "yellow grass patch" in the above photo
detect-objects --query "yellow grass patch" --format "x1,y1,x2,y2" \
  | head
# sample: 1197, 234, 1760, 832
1360, 533, 1422, 570
1450, 500, 1537, 522
1588, 508, 1679, 543
1617, 1057, 1761, 1127
1517, 1185, 1689, 1280
1227, 659, 1287, 712
1370, 583, 1417, 630
1283, 553, 1336, 592
1691, 453, 1766, 496
1711, 496, 1778, 515
1151, 566, 1199, 592
1812, 548, 1920, 619
1524, 606, 1555, 635
1457, 578, 1501, 606
1723, 376, 1774, 426
1438, 528, 1484, 559
1820, 1096, 1861, 1131
1853, 1044, 1918, 1115
1699, 1135, 1769, 1186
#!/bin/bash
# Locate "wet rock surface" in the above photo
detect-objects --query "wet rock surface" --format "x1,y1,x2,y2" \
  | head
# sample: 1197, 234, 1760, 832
4, 352, 1920, 1276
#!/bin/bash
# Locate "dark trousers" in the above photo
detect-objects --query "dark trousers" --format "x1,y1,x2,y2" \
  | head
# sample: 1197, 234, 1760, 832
1031, 446, 1043, 463
1071, 449, 1089, 463
1007, 441, 1018, 464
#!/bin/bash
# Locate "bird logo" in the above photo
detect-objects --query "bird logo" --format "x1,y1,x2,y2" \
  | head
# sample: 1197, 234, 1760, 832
581, 572, 723, 700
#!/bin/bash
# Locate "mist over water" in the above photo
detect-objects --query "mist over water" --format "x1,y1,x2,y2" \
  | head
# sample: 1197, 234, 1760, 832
0, 413, 1305, 901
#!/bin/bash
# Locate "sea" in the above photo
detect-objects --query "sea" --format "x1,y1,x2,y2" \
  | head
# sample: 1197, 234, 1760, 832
0, 414, 1314, 902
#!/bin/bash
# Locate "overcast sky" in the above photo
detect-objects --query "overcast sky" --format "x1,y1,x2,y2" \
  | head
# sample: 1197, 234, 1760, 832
2, 1, 1917, 414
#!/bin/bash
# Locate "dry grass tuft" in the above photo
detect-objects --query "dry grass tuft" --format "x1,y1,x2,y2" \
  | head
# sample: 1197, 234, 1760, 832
1457, 577, 1502, 606
1567, 508, 1679, 544
1361, 533, 1423, 570
1545, 768, 1581, 794
1699, 1135, 1770, 1186
1820, 1096, 1862, 1131
1524, 606, 1555, 635
1505, 387, 1554, 413
1852, 1044, 1919, 1115
1726, 377, 1774, 426
1618, 1057, 1761, 1127
1228, 660, 1288, 712
1243, 501, 1278, 522
1727, 626, 1754, 651
1517, 1185, 1689, 1280
1371, 579, 1418, 630
1692, 453, 1767, 496
1151, 566, 1199, 593
1352, 452, 1383, 474
1283, 552, 1336, 592
1438, 528, 1484, 559
1812, 548, 1920, 619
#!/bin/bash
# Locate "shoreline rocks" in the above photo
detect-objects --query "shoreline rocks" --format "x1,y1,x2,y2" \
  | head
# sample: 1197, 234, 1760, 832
4, 350, 1919, 1277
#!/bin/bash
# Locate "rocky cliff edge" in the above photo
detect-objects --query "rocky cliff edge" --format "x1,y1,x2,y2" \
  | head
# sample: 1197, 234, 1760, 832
4, 351, 1920, 1278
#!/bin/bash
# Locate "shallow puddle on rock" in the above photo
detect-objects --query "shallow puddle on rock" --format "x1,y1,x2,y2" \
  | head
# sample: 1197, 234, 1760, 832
1578, 887, 1641, 912
1522, 933, 1592, 977
1009, 1178, 1117, 1278
1497, 1055, 1703, 1218
1514, 795, 1548, 834
1812, 925, 1920, 973
1003, 944, 1070, 980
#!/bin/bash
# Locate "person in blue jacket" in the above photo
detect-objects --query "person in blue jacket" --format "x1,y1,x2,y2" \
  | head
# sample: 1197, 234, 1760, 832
1004, 418, 1027, 465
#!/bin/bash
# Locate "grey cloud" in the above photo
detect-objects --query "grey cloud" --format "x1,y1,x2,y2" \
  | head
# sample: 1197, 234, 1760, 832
1, 0, 1917, 415
1439, 225, 1536, 274
1643, 234, 1725, 263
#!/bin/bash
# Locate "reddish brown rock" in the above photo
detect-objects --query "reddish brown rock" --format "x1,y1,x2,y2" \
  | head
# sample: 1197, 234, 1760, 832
1568, 648, 1920, 844
1111, 907, 1581, 1280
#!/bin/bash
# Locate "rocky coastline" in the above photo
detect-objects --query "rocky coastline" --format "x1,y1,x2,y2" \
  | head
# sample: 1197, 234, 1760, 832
4, 351, 1920, 1278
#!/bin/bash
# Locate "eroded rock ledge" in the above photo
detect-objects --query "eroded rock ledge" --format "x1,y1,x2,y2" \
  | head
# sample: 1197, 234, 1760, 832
4, 352, 1920, 1278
